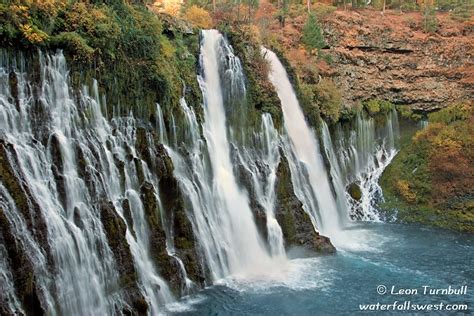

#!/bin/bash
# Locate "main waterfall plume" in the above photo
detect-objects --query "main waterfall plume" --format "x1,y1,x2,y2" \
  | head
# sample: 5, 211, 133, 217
164, 30, 285, 281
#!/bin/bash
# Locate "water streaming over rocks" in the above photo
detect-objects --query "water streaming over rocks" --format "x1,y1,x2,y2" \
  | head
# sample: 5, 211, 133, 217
0, 51, 187, 315
321, 111, 400, 221
164, 31, 286, 281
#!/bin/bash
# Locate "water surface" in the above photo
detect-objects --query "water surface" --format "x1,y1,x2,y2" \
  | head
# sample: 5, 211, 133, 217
170, 223, 473, 315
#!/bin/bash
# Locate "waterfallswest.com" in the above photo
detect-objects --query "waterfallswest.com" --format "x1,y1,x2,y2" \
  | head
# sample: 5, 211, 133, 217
359, 301, 468, 312
359, 285, 469, 312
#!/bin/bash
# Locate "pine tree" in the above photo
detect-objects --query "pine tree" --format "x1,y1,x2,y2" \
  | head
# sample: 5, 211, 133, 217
302, 14, 326, 55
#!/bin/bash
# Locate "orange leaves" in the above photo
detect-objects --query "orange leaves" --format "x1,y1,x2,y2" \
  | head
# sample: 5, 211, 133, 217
153, 0, 183, 16
182, 5, 213, 29
395, 179, 417, 203
19, 23, 48, 43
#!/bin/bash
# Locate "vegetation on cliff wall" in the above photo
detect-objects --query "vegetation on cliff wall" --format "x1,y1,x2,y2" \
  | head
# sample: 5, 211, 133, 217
380, 103, 473, 232
226, 25, 283, 129
0, 0, 201, 121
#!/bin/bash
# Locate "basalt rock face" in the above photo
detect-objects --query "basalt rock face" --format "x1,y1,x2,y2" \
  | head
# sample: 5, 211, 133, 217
98, 201, 148, 315
275, 155, 336, 255
322, 10, 473, 111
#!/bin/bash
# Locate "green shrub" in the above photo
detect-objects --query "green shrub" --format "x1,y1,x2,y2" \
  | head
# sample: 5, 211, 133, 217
363, 99, 394, 116
422, 6, 438, 33
398, 105, 422, 121
379, 103, 473, 232
314, 78, 342, 123
428, 103, 471, 124
302, 13, 326, 55
50, 32, 95, 62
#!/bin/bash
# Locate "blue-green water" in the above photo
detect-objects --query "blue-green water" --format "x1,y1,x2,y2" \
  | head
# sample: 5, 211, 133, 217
170, 223, 473, 315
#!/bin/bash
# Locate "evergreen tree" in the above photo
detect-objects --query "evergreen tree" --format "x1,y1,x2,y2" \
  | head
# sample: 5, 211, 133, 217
302, 14, 326, 55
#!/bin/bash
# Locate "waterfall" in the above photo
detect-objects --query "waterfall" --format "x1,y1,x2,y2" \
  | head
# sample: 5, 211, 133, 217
323, 111, 400, 221
262, 48, 346, 239
164, 30, 284, 282
0, 51, 175, 314
234, 113, 286, 259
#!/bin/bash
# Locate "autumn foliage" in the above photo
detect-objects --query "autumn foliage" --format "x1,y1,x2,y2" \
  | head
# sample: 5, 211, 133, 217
380, 103, 473, 232
182, 5, 212, 28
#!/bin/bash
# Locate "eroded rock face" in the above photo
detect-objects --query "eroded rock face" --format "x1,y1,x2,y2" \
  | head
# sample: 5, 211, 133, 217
321, 10, 473, 111
98, 200, 148, 315
155, 143, 206, 290
274, 155, 336, 255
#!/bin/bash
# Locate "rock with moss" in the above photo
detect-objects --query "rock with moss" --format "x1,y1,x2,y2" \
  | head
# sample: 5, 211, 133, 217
275, 154, 336, 254
234, 162, 268, 242
154, 145, 206, 289
0, 209, 45, 315
98, 200, 148, 315
227, 26, 283, 130
347, 182, 362, 201
0, 141, 52, 261
139, 181, 184, 296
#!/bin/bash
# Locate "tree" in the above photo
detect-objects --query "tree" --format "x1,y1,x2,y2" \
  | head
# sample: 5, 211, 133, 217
302, 14, 326, 54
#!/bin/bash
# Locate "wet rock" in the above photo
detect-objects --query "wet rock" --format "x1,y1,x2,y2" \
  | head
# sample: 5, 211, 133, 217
275, 154, 336, 255
0, 141, 52, 314
155, 143, 174, 178
49, 133, 64, 173
235, 163, 268, 242
135, 127, 152, 166
8, 71, 20, 111
0, 210, 45, 315
140, 181, 184, 295
133, 157, 145, 186
0, 141, 52, 260
121, 199, 136, 239
98, 200, 148, 315
347, 182, 362, 201
163, 180, 207, 287
73, 207, 84, 230
155, 146, 206, 290
48, 134, 68, 209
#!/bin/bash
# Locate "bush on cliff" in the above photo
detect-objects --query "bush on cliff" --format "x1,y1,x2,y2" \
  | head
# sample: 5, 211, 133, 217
302, 13, 326, 55
301, 78, 342, 123
380, 103, 473, 232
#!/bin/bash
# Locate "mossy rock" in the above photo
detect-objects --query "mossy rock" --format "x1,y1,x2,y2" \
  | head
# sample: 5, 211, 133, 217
275, 154, 336, 254
347, 182, 362, 201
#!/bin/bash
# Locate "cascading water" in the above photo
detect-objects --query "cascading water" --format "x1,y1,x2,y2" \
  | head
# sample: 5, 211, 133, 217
164, 30, 284, 282
233, 113, 286, 259
323, 111, 400, 221
0, 51, 176, 315
262, 48, 346, 240
1, 28, 412, 316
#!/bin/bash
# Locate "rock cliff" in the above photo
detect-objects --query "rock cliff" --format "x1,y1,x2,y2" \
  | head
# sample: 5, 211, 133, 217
321, 10, 473, 111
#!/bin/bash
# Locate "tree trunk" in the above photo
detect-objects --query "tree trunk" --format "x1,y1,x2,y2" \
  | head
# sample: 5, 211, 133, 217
307, 0, 311, 13
237, 0, 241, 23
